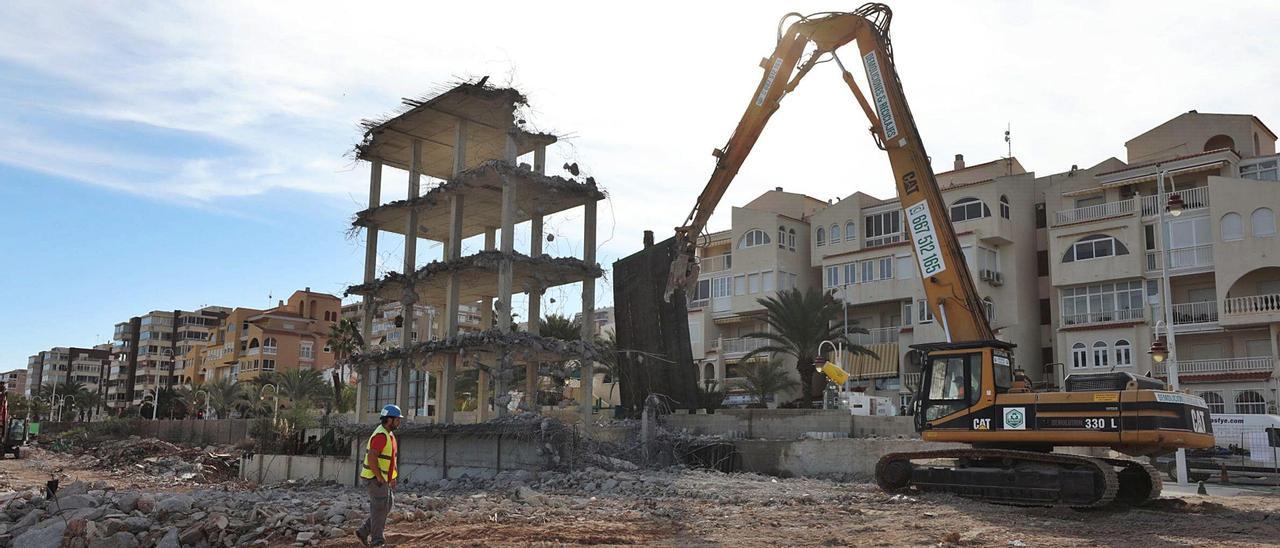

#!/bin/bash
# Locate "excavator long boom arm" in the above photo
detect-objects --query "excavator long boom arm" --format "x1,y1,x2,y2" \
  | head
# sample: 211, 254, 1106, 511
667, 3, 993, 342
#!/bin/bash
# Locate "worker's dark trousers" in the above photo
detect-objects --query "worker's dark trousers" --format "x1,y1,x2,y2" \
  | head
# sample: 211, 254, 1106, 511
357, 480, 393, 543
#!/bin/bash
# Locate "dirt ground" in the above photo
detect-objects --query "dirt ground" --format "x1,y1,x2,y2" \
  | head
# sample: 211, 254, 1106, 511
3, 448, 1277, 547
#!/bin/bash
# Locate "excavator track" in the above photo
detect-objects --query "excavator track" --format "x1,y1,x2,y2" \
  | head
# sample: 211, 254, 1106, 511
876, 449, 1121, 508
1101, 457, 1163, 506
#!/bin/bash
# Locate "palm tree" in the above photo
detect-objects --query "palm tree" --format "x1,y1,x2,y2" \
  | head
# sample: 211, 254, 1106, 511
738, 359, 801, 408
205, 377, 248, 419
740, 288, 875, 400
327, 318, 364, 412
272, 369, 329, 408
593, 330, 621, 402
539, 314, 581, 341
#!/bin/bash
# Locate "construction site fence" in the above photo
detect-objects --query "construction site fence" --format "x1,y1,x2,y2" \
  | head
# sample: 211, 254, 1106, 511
39, 419, 252, 447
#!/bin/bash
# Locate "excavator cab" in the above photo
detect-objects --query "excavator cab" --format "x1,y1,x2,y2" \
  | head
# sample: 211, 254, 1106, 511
911, 341, 1014, 433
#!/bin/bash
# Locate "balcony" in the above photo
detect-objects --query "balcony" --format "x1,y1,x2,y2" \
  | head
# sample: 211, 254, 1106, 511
1153, 356, 1273, 377
1061, 307, 1145, 327
1054, 198, 1134, 226
1151, 301, 1219, 329
1223, 293, 1280, 317
1145, 244, 1213, 272
1140, 186, 1210, 217
847, 326, 901, 346
865, 233, 904, 249
718, 337, 770, 358
698, 254, 732, 275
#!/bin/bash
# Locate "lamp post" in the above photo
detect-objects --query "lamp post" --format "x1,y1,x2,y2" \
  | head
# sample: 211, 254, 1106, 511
1152, 166, 1188, 487
193, 389, 210, 419
140, 389, 158, 421
261, 384, 279, 425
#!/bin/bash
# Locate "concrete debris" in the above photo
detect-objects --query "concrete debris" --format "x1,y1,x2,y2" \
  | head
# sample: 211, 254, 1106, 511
349, 328, 605, 369
55, 437, 241, 485
345, 250, 604, 299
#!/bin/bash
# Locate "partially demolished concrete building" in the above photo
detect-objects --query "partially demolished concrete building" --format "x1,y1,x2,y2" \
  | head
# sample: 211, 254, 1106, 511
348, 81, 605, 425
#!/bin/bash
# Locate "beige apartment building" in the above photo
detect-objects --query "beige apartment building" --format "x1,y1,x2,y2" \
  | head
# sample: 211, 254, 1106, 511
690, 111, 1280, 415
1044, 111, 1280, 416
26, 345, 111, 397
107, 306, 229, 410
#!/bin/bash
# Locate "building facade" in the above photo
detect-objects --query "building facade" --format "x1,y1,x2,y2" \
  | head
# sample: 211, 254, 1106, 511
107, 306, 229, 409
688, 112, 1280, 415
3, 369, 26, 395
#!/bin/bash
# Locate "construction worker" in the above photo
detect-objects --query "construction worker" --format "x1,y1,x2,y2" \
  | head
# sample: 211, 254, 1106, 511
356, 404, 401, 546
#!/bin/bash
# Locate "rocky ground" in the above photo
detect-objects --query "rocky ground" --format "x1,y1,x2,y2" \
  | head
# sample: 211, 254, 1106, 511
0, 443, 1277, 547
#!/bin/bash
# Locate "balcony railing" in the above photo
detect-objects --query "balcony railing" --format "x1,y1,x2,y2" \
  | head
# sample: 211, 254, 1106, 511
904, 372, 922, 389
1061, 307, 1145, 326
244, 347, 261, 357
1054, 198, 1134, 226
865, 233, 904, 248
719, 337, 770, 357
1153, 356, 1273, 376
1140, 186, 1210, 217
847, 326, 901, 346
1223, 293, 1280, 316
689, 298, 709, 309
1145, 244, 1213, 271
1152, 300, 1219, 326
698, 254, 732, 274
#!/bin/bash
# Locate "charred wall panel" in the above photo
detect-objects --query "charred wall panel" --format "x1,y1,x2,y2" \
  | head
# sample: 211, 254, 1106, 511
612, 235, 698, 415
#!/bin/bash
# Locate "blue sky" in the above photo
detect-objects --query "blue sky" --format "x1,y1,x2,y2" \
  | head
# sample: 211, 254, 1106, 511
2, 1, 1278, 370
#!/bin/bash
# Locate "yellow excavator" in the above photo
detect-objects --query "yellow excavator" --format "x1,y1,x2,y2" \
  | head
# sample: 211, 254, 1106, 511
665, 4, 1215, 507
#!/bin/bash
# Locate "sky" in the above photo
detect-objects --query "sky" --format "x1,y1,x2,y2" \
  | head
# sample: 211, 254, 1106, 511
1, 1, 1278, 370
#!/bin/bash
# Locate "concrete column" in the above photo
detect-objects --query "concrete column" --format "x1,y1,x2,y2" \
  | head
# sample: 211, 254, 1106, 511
526, 213, 544, 407
397, 140, 422, 415
357, 160, 383, 423
579, 198, 598, 423
504, 131, 518, 165
440, 194, 465, 424
493, 172, 517, 418
453, 120, 469, 176
476, 228, 497, 423
533, 146, 546, 175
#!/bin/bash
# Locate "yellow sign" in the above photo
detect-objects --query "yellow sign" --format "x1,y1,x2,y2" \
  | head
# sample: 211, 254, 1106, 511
819, 362, 850, 385
1093, 393, 1119, 402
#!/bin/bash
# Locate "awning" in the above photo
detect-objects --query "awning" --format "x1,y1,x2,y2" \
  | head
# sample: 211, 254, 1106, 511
841, 342, 899, 379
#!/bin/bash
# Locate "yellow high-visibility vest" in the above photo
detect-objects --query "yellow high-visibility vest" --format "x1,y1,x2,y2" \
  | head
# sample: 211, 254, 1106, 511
359, 424, 398, 480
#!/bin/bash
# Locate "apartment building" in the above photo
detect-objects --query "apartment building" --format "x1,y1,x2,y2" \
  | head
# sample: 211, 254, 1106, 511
1045, 111, 1280, 416
25, 345, 111, 397
184, 289, 341, 388
107, 306, 229, 409
3, 369, 26, 394
688, 188, 828, 396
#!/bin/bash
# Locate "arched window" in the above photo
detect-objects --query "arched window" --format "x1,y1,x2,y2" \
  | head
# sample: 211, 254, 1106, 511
1200, 391, 1225, 414
845, 221, 856, 242
702, 362, 714, 384
787, 229, 796, 251
248, 338, 260, 349
950, 197, 991, 222
816, 227, 826, 246
1113, 339, 1131, 366
738, 229, 772, 249
1235, 390, 1267, 414
1221, 212, 1244, 241
999, 195, 1010, 219
830, 224, 841, 243
1063, 234, 1129, 262
983, 297, 994, 322
263, 337, 277, 355
1251, 207, 1276, 237
1092, 341, 1109, 367
310, 300, 318, 319
1204, 134, 1235, 152
1071, 343, 1087, 368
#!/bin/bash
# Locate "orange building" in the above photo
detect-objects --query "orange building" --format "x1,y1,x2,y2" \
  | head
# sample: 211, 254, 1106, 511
184, 288, 342, 385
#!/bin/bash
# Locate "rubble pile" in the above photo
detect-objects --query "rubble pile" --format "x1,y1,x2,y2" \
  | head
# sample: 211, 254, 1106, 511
62, 437, 241, 485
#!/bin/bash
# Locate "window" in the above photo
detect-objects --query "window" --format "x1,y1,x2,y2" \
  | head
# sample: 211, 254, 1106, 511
1062, 235, 1129, 262
711, 276, 732, 299
842, 263, 856, 286
762, 270, 775, 292
1200, 392, 1225, 414
816, 227, 826, 246
1035, 203, 1047, 228
831, 224, 841, 243
692, 279, 711, 303
917, 299, 935, 323
734, 275, 746, 295
262, 359, 275, 372
978, 247, 999, 274
1241, 159, 1279, 181
896, 255, 915, 280
248, 338, 259, 349
1252, 208, 1276, 236
1060, 281, 1145, 325
1204, 134, 1234, 152
924, 354, 976, 420
748, 273, 761, 294
1071, 343, 1088, 368
1235, 391, 1267, 414
1113, 339, 1132, 366
861, 260, 874, 282
844, 221, 856, 242
300, 342, 314, 360
739, 229, 771, 248
778, 226, 787, 249
950, 198, 991, 222
1221, 213, 1244, 241
880, 257, 893, 279
999, 195, 1010, 219
865, 210, 902, 246
787, 229, 796, 251
983, 297, 994, 322
1092, 341, 1109, 367
263, 337, 277, 355
825, 266, 840, 288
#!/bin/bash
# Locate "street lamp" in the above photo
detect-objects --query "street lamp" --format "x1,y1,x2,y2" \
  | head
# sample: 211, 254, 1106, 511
194, 389, 210, 419
1155, 167, 1188, 487
140, 389, 158, 421
261, 384, 279, 425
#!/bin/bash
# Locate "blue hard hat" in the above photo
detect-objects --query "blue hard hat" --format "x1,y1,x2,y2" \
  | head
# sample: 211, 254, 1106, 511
380, 404, 402, 418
